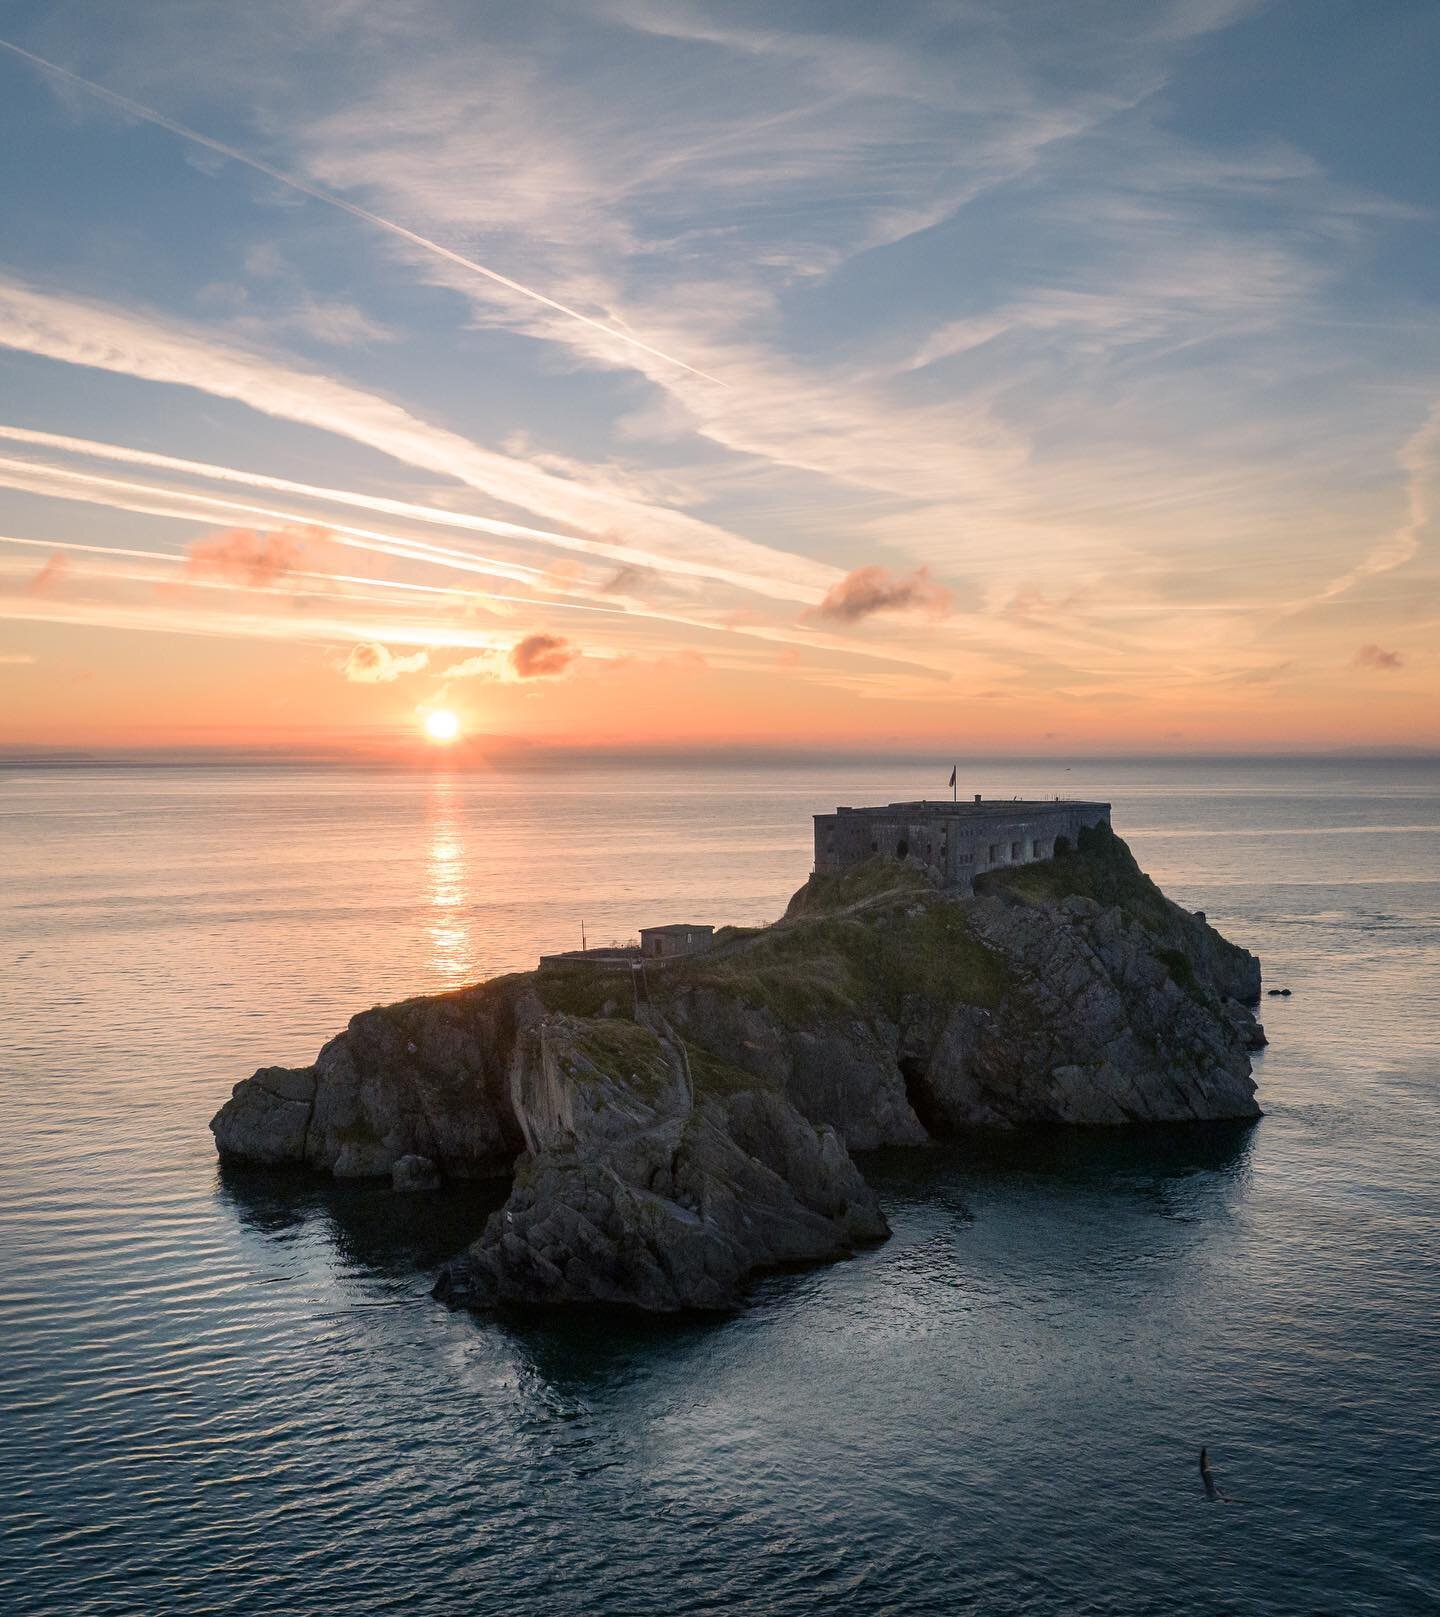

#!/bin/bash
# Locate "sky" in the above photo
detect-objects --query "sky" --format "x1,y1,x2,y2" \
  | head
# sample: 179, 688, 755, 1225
0, 0, 1436, 757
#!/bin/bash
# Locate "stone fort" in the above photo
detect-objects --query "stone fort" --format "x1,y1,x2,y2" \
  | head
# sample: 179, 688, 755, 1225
813, 794, 1111, 893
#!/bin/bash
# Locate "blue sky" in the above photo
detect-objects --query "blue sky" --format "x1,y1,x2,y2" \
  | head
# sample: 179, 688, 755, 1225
0, 0, 1435, 751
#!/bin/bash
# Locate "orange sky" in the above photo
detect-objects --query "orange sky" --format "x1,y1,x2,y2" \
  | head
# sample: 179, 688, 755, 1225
2, 608, 1435, 758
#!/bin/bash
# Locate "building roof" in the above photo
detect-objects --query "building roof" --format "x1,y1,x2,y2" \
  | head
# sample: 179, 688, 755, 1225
639, 923, 714, 936
823, 798, 1109, 821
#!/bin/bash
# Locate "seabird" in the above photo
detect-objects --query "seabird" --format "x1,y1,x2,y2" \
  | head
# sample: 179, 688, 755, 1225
1199, 1446, 1232, 1503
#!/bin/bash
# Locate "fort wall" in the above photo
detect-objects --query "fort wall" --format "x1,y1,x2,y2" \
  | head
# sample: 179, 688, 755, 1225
813, 798, 1111, 891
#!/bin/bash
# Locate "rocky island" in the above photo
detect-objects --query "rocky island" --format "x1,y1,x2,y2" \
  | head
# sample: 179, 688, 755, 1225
212, 814, 1264, 1313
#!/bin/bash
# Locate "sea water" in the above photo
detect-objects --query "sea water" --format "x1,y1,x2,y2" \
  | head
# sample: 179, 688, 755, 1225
2, 757, 1436, 1615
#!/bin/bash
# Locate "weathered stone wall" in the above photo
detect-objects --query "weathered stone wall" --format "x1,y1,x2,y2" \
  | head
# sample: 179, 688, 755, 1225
813, 801, 1112, 890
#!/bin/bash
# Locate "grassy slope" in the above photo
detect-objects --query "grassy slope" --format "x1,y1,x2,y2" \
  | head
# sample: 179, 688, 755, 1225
673, 858, 1009, 1022
974, 821, 1173, 930
529, 832, 1227, 1103
567, 1018, 675, 1102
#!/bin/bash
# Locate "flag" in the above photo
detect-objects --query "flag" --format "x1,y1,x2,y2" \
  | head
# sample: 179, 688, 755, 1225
948, 765, 957, 789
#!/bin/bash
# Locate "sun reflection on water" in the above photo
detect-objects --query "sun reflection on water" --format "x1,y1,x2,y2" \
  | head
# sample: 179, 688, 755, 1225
425, 777, 473, 987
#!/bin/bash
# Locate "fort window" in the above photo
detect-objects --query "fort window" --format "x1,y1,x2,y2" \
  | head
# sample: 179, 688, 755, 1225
1011, 841, 1022, 861
897, 838, 909, 859
988, 843, 999, 863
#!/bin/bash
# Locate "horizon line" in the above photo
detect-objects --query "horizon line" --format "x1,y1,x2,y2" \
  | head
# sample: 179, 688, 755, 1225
3, 742, 1437, 771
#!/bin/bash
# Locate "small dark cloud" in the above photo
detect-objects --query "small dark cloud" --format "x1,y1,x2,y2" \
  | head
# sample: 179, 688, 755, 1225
1352, 643, 1403, 670
511, 633, 578, 678
186, 527, 312, 589
601, 564, 655, 594
808, 565, 952, 624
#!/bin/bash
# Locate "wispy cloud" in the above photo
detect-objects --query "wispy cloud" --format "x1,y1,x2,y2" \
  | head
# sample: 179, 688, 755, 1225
0, 35, 720, 382
24, 551, 69, 596
0, 289, 833, 603
441, 652, 496, 679
1282, 403, 1437, 615
338, 642, 430, 681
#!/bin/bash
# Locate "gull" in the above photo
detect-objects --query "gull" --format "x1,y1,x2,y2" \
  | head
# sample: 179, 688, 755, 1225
1199, 1446, 1235, 1503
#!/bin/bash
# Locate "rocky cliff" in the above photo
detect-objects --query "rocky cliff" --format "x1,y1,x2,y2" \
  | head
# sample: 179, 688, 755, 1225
211, 823, 1263, 1311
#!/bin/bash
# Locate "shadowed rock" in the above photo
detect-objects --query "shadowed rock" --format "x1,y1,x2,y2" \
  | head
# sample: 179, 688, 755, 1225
432, 1014, 886, 1312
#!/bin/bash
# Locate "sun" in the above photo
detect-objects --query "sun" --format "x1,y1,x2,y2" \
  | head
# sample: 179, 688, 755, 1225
423, 709, 461, 743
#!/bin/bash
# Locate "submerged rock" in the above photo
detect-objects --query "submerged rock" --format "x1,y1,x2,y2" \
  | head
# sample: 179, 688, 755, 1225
213, 822, 1263, 1312
391, 1153, 440, 1192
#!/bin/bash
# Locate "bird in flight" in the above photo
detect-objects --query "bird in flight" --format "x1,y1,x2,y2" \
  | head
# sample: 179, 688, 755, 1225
1199, 1446, 1234, 1503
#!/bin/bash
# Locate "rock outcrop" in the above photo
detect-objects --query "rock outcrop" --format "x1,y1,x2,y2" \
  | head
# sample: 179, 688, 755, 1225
212, 822, 1262, 1312
433, 1013, 886, 1312
212, 976, 532, 1179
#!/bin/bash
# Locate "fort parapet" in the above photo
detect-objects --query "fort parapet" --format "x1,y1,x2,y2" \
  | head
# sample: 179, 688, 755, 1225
813, 795, 1111, 892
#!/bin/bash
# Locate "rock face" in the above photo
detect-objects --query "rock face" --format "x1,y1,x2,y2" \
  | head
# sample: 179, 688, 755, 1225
904, 892, 1261, 1127
433, 1013, 886, 1312
212, 1065, 315, 1164
212, 822, 1263, 1311
661, 990, 927, 1152
211, 976, 532, 1179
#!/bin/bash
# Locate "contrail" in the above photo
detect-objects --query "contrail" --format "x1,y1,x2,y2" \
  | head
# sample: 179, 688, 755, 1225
0, 531, 628, 618
0, 36, 724, 385
0, 423, 826, 603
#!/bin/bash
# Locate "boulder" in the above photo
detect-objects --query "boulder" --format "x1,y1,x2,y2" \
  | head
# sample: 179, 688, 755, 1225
211, 1065, 314, 1164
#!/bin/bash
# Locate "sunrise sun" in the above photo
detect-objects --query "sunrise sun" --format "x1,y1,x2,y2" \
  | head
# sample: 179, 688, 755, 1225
423, 709, 461, 743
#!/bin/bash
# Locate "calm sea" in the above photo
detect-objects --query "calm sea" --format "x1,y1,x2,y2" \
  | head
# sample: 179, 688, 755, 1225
2, 757, 1437, 1616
